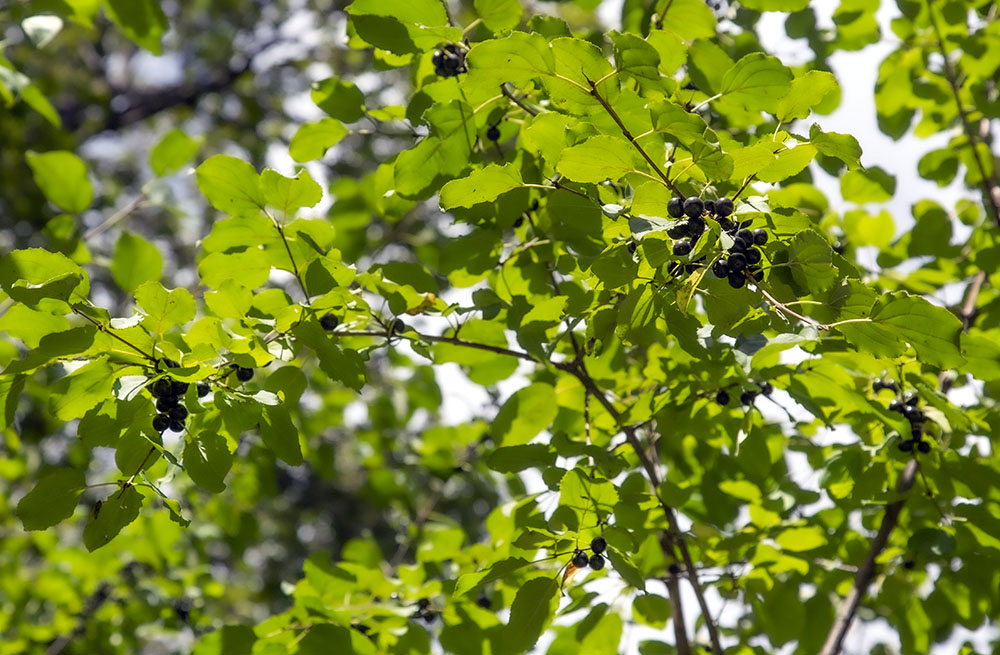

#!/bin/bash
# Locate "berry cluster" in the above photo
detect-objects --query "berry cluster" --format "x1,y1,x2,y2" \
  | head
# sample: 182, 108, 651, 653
715, 380, 773, 406
570, 536, 608, 571
883, 388, 930, 453
149, 359, 200, 433
411, 598, 438, 624
431, 43, 467, 77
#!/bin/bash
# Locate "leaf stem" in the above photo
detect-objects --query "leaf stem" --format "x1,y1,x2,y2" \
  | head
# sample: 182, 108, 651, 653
72, 306, 158, 363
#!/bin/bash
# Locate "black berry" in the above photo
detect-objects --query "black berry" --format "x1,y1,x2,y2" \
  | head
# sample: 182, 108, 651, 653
513, 216, 524, 228
736, 228, 753, 243
476, 596, 492, 609
588, 554, 605, 570
668, 563, 681, 575
170, 380, 189, 396
759, 381, 774, 396
888, 399, 904, 413
423, 611, 438, 624
161, 358, 180, 369
716, 197, 734, 217
904, 392, 919, 407
731, 236, 749, 252
728, 252, 747, 271
903, 405, 924, 422
156, 396, 178, 412
916, 440, 930, 454
740, 390, 756, 405
898, 439, 914, 453
320, 314, 340, 331
746, 247, 762, 265
389, 318, 406, 335
673, 239, 692, 256
752, 229, 768, 245
417, 598, 431, 610
715, 389, 730, 406
873, 379, 885, 392
168, 419, 185, 433
572, 551, 590, 568
712, 259, 730, 278
628, 241, 638, 254
153, 414, 170, 432
686, 217, 706, 239
152, 378, 173, 398
486, 124, 501, 141
168, 405, 188, 421
590, 536, 607, 554
667, 197, 684, 218
728, 272, 746, 289
704, 200, 716, 215
235, 367, 254, 382
683, 197, 704, 218
196, 382, 210, 398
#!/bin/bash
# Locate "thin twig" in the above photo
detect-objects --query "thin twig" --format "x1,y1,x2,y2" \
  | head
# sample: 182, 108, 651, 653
819, 459, 919, 655
585, 78, 685, 197
72, 307, 158, 362
83, 193, 147, 241
501, 83, 540, 117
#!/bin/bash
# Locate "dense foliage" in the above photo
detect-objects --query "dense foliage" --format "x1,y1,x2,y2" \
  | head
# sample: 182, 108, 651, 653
2, 0, 999, 654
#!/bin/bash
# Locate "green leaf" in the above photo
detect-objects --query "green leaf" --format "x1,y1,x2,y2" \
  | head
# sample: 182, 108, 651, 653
195, 154, 265, 218
719, 53, 792, 112
609, 31, 661, 82
777, 70, 839, 122
310, 77, 365, 122
486, 444, 556, 473
775, 526, 827, 552
16, 468, 86, 530
658, 0, 716, 40
556, 136, 637, 184
841, 166, 895, 202
259, 404, 303, 466
741, 0, 809, 10
454, 557, 532, 597
135, 281, 196, 334
289, 118, 348, 162
20, 84, 61, 127
102, 0, 168, 53
83, 485, 144, 551
465, 31, 555, 90
26, 150, 93, 213
111, 231, 163, 293
184, 431, 234, 493
633, 594, 671, 628
917, 148, 959, 187
499, 576, 559, 655
475, 0, 522, 32
395, 100, 476, 197
292, 321, 367, 391
347, 0, 457, 54
192, 626, 257, 655
809, 124, 863, 170
261, 168, 323, 216
0, 247, 89, 306
492, 383, 558, 446
607, 549, 646, 591
51, 357, 117, 421
298, 624, 354, 654
872, 294, 965, 368
788, 229, 837, 294
440, 163, 523, 209
150, 129, 200, 176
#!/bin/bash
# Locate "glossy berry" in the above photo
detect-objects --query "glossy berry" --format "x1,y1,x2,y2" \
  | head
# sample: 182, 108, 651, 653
235, 367, 254, 382
476, 596, 492, 609
152, 378, 174, 398
716, 197, 734, 217
168, 405, 188, 421
872, 379, 885, 392
752, 229, 768, 245
572, 551, 590, 568
667, 223, 688, 239
715, 389, 730, 406
389, 318, 406, 335
728, 252, 747, 272
320, 314, 340, 331
704, 200, 717, 215
916, 440, 931, 454
590, 536, 607, 554
898, 439, 914, 453
673, 239, 692, 256
888, 399, 904, 413
196, 382, 211, 398
168, 419, 186, 433
746, 247, 761, 265
686, 217, 706, 239
832, 241, 845, 255
718, 218, 736, 232
736, 228, 753, 243
156, 396, 178, 412
667, 197, 684, 218
486, 124, 501, 141
740, 390, 756, 405
728, 272, 746, 289
731, 236, 749, 252
903, 405, 924, 422
170, 380, 189, 397
712, 259, 730, 278
588, 554, 605, 571
162, 358, 181, 369
153, 414, 170, 432
759, 381, 774, 396
904, 392, 919, 407
683, 197, 704, 219
883, 379, 899, 391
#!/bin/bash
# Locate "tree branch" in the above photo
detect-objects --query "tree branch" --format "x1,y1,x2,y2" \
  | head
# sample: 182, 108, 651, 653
819, 459, 919, 655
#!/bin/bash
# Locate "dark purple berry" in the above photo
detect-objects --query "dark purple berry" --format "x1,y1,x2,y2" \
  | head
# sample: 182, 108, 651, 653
715, 389, 730, 405
759, 381, 773, 396
161, 358, 180, 369
667, 197, 684, 218
902, 559, 916, 569
731, 236, 749, 252
916, 440, 930, 454
153, 414, 170, 432
716, 197, 734, 217
476, 596, 491, 609
736, 228, 753, 243
486, 124, 501, 141
728, 272, 746, 289
888, 399, 904, 413
712, 259, 730, 278
168, 405, 188, 421
196, 382, 210, 398
235, 367, 254, 382
673, 239, 692, 256
705, 200, 717, 215
746, 247, 762, 265
752, 229, 768, 245
686, 217, 706, 239
572, 551, 590, 568
389, 318, 406, 335
152, 378, 173, 398
740, 390, 756, 405
728, 252, 747, 271
898, 439, 914, 453
903, 405, 924, 422
588, 554, 605, 570
170, 380, 189, 397
683, 197, 704, 218
168, 419, 185, 433
320, 314, 340, 331
156, 395, 178, 412
628, 241, 638, 254
590, 536, 607, 554
904, 392, 919, 407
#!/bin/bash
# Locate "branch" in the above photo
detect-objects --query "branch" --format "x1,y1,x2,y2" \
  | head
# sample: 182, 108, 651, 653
959, 270, 986, 331
586, 79, 685, 197
665, 570, 692, 655
334, 330, 539, 362
501, 82, 540, 117
819, 459, 919, 655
